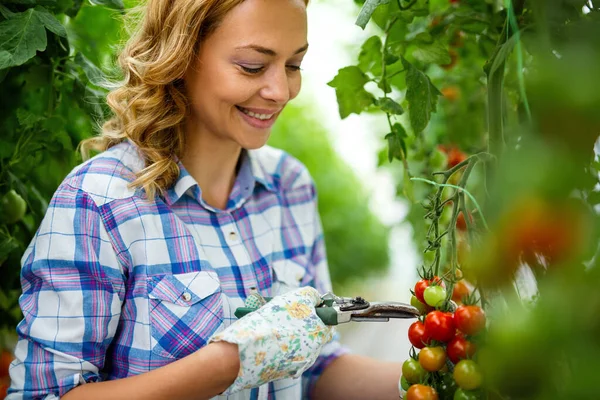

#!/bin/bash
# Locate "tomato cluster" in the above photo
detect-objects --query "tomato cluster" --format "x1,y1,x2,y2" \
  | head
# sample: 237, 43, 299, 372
401, 277, 487, 400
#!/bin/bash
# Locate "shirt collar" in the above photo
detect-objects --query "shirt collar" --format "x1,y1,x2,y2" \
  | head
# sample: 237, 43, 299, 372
163, 149, 277, 206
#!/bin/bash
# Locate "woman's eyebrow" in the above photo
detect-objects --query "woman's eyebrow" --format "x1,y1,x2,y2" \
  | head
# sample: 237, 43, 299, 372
235, 43, 309, 56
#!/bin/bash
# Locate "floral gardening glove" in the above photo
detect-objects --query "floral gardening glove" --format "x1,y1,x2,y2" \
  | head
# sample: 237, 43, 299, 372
209, 286, 334, 394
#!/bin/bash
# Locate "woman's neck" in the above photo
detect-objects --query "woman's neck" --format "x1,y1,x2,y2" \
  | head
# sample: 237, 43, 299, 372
181, 129, 242, 210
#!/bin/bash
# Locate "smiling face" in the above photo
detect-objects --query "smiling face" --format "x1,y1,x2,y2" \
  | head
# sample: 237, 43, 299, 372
184, 0, 308, 151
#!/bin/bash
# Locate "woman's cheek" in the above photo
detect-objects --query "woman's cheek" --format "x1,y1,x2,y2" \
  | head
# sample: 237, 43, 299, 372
289, 75, 302, 100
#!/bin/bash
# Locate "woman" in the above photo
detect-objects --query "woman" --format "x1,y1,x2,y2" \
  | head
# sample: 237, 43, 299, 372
8, 0, 403, 398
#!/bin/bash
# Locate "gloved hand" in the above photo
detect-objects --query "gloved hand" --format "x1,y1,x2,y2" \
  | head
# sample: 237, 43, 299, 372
209, 286, 334, 394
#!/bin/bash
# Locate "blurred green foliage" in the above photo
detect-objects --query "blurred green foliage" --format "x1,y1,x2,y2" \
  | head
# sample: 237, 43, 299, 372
0, 0, 390, 335
269, 104, 390, 288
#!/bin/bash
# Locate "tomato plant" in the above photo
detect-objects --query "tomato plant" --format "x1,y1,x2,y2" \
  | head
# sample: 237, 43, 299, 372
348, 0, 600, 398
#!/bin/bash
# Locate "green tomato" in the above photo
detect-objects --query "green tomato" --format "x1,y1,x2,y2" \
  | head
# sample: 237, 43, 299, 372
410, 295, 430, 315
402, 358, 426, 384
400, 375, 410, 391
423, 285, 447, 307
0, 190, 27, 224
453, 360, 483, 391
454, 388, 481, 400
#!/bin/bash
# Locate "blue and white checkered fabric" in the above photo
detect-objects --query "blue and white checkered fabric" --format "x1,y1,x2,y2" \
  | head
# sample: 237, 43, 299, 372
7, 141, 347, 400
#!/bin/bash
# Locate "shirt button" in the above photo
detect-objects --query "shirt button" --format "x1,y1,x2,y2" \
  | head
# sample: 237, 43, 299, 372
228, 231, 238, 241
182, 292, 192, 302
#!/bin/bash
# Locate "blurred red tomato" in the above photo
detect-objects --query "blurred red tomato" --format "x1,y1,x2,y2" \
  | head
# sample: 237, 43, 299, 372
501, 197, 591, 268
441, 86, 461, 101
438, 145, 467, 169
452, 280, 470, 302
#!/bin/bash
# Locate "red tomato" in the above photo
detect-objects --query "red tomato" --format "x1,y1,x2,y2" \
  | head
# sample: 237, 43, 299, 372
452, 280, 470, 303
454, 305, 486, 336
419, 346, 447, 372
0, 351, 13, 378
425, 311, 455, 342
414, 280, 430, 304
408, 321, 431, 349
446, 334, 477, 364
406, 384, 439, 400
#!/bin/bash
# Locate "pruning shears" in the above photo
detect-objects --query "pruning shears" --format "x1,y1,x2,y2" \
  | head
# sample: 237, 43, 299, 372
234, 291, 420, 326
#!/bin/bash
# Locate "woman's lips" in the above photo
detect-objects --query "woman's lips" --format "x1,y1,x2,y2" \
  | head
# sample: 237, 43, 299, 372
236, 106, 279, 129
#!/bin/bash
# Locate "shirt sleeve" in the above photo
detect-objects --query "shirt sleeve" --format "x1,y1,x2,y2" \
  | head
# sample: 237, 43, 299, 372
7, 183, 125, 399
301, 180, 351, 400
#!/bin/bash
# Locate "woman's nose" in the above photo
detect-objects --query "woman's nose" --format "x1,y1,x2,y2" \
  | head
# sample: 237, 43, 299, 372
260, 67, 291, 104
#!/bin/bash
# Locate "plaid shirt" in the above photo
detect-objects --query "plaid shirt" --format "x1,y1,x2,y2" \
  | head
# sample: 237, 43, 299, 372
8, 141, 347, 400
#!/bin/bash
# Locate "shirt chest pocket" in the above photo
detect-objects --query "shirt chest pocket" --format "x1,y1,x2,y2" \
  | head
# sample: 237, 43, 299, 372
147, 271, 223, 360
271, 256, 311, 296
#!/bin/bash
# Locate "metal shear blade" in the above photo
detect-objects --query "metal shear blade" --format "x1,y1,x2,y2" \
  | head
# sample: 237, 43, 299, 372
349, 302, 421, 322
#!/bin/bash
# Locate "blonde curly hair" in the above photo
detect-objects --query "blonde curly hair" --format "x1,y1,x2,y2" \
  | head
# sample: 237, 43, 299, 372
81, 0, 307, 200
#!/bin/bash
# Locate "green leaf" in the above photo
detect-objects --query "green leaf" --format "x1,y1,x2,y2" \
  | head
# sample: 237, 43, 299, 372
401, 57, 441, 133
358, 35, 383, 77
75, 52, 105, 87
356, 0, 389, 29
413, 32, 434, 44
412, 42, 451, 65
488, 34, 519, 77
327, 66, 375, 119
385, 122, 407, 162
377, 97, 404, 115
33, 6, 67, 38
0, 231, 19, 264
89, 0, 124, 10
0, 9, 47, 69
16, 109, 44, 129
0, 5, 16, 19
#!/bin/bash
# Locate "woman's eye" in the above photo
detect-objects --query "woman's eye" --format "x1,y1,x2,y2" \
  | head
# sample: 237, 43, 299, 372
287, 65, 302, 72
241, 66, 264, 74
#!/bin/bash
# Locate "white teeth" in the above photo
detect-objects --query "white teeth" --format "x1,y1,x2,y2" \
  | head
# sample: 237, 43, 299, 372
240, 107, 273, 120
